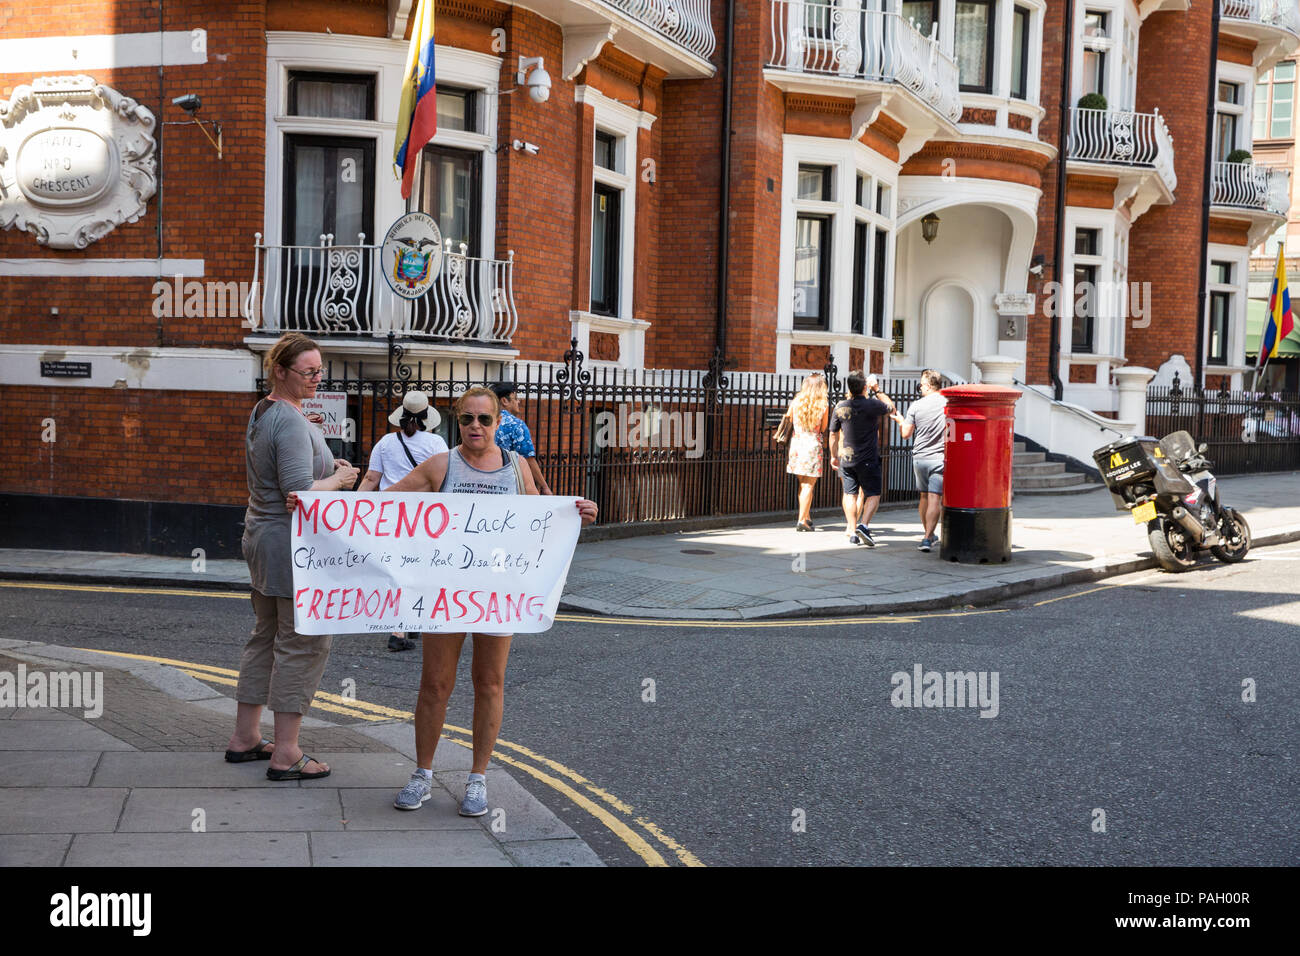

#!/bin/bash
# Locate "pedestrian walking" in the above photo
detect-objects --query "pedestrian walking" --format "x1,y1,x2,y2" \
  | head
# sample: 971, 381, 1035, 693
892, 369, 947, 552
828, 372, 896, 547
385, 387, 598, 816
490, 382, 554, 495
226, 332, 359, 780
358, 391, 449, 651
780, 372, 828, 531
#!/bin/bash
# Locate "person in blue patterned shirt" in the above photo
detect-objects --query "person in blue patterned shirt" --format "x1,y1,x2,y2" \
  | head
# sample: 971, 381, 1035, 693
490, 382, 553, 495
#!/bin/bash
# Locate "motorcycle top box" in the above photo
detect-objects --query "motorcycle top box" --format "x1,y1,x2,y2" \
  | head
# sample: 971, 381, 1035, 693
1093, 435, 1195, 510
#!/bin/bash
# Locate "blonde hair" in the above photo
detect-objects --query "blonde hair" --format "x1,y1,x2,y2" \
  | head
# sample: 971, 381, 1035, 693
790, 374, 827, 431
263, 332, 319, 380
454, 386, 500, 418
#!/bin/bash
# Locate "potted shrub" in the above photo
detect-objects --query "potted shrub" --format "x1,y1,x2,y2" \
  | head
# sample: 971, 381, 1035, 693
1077, 92, 1109, 111
1225, 148, 1253, 164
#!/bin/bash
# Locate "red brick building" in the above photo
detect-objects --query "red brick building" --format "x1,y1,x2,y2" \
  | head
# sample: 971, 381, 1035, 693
1, 0, 1294, 552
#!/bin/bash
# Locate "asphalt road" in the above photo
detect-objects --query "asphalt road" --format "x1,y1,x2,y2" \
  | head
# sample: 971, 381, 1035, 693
2, 543, 1298, 866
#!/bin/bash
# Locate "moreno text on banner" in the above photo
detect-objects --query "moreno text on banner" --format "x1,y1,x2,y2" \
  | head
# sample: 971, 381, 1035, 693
290, 491, 581, 635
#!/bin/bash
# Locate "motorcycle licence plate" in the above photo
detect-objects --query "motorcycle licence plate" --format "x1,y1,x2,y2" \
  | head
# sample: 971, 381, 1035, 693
1132, 501, 1157, 524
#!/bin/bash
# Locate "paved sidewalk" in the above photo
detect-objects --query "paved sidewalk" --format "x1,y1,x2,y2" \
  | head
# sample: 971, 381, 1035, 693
0, 643, 601, 867
0, 473, 1297, 618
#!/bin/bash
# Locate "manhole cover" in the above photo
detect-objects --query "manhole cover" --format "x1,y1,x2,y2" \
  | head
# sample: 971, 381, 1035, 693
680, 548, 715, 555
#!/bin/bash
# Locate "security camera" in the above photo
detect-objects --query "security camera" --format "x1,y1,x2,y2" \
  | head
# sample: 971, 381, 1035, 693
528, 68, 551, 104
172, 93, 201, 114
512, 140, 540, 155
1028, 262, 1044, 276
517, 57, 551, 104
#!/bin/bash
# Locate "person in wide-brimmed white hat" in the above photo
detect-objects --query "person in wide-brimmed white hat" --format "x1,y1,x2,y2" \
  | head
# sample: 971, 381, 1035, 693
359, 391, 449, 651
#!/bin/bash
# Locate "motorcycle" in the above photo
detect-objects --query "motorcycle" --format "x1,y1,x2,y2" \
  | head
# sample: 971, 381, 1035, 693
1093, 430, 1251, 572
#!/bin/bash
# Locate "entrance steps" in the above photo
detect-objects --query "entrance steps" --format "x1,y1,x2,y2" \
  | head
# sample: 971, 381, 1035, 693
1011, 442, 1104, 495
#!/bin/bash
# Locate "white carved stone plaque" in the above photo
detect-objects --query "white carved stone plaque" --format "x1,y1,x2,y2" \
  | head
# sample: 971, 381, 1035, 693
993, 292, 1035, 315
0, 75, 157, 249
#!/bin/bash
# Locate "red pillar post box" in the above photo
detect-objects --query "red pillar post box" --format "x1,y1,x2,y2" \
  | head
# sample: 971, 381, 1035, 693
939, 384, 1022, 563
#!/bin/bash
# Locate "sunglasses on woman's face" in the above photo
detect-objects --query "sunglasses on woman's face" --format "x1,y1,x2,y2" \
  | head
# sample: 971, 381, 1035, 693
457, 413, 495, 427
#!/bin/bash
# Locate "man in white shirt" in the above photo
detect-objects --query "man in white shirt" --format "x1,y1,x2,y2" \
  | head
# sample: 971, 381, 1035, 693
359, 391, 448, 650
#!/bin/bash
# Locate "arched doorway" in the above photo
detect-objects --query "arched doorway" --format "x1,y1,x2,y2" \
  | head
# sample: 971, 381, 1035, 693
922, 282, 976, 381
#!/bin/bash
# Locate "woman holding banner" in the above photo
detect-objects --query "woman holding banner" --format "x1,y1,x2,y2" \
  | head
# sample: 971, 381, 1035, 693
387, 386, 598, 815
227, 332, 359, 781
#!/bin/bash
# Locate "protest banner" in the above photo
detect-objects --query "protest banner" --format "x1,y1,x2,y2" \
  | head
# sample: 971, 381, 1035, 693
290, 491, 582, 635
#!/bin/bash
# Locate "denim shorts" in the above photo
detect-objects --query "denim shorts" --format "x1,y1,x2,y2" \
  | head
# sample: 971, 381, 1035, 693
912, 456, 944, 494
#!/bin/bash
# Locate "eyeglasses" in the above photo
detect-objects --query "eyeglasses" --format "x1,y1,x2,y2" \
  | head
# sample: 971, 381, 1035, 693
289, 366, 324, 380
457, 413, 496, 427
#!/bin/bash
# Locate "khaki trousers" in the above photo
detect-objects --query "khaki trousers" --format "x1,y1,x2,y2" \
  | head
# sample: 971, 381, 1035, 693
236, 589, 333, 715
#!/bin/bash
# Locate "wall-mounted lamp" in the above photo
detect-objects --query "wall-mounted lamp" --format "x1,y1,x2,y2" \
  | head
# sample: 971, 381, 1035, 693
920, 212, 940, 244
515, 56, 551, 104
165, 93, 222, 160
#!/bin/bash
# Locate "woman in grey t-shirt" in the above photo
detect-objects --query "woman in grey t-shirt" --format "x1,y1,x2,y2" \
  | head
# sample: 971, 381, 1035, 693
226, 333, 359, 780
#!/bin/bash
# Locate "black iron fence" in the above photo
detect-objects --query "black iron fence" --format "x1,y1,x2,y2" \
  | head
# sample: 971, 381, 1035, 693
263, 336, 929, 527
1145, 372, 1300, 474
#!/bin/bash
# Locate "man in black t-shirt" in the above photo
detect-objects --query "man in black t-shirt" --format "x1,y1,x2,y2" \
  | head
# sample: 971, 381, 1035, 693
829, 372, 897, 547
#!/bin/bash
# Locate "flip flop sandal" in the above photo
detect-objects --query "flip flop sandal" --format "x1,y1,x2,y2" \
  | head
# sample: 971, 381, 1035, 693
225, 738, 274, 763
266, 753, 330, 781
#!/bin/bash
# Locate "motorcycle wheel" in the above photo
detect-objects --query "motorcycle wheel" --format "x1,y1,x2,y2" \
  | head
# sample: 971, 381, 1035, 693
1148, 519, 1198, 572
1210, 507, 1251, 563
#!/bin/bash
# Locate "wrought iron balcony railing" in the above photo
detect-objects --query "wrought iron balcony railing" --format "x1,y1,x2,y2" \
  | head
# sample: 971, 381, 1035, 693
243, 234, 518, 344
1220, 0, 1300, 36
1067, 107, 1177, 191
1212, 162, 1291, 216
768, 0, 962, 124
604, 0, 716, 59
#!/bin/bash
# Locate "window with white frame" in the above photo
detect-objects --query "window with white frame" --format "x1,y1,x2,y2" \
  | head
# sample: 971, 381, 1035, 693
955, 0, 996, 93
1206, 260, 1235, 366
1072, 227, 1102, 354
579, 89, 643, 321
1216, 81, 1245, 161
1010, 5, 1031, 100
1112, 226, 1129, 357
785, 143, 896, 341
1254, 60, 1295, 141
1119, 16, 1137, 110
850, 174, 892, 337
283, 72, 378, 246
794, 163, 834, 329
1081, 10, 1110, 100
591, 129, 627, 316
266, 37, 501, 258
1073, 3, 1138, 110
415, 87, 481, 256
899, 1, 1043, 105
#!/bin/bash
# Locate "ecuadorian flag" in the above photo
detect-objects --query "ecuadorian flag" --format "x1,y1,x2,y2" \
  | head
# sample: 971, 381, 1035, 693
1260, 244, 1295, 369
394, 0, 436, 200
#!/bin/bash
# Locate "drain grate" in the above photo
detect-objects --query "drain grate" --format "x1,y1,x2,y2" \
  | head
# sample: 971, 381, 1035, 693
680, 549, 715, 555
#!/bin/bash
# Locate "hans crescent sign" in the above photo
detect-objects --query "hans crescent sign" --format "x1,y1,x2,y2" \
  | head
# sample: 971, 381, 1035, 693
0, 75, 157, 249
